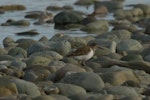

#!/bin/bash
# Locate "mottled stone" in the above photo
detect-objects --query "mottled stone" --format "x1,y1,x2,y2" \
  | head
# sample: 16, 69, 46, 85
61, 72, 105, 91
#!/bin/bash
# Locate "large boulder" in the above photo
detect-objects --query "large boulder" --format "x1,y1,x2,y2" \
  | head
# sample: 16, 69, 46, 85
61, 72, 105, 91
117, 39, 143, 53
54, 11, 83, 28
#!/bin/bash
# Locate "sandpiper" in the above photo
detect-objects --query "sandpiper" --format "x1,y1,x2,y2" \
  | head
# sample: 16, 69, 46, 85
67, 43, 103, 65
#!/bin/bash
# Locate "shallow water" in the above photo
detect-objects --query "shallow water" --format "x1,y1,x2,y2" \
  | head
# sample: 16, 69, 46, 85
0, 0, 150, 46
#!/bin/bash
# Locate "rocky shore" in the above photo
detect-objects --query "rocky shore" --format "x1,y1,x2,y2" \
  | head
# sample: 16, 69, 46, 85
0, 0, 150, 100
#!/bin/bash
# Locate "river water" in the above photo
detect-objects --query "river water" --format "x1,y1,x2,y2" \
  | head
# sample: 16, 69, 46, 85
0, 0, 150, 46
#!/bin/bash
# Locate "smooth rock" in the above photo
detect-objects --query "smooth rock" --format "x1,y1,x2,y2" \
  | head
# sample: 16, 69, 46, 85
32, 95, 56, 100
81, 20, 109, 34
70, 93, 114, 100
121, 54, 143, 61
119, 96, 142, 100
74, 0, 96, 5
54, 65, 85, 82
0, 47, 7, 55
15, 29, 39, 36
3, 36, 17, 49
94, 1, 124, 12
144, 55, 150, 62
10, 60, 27, 70
52, 40, 71, 56
54, 11, 83, 28
117, 39, 143, 53
54, 83, 86, 97
61, 72, 105, 91
8, 47, 27, 58
106, 86, 139, 96
16, 38, 37, 50
27, 42, 52, 55
101, 69, 139, 86
51, 94, 71, 100
0, 55, 16, 61
1, 19, 30, 26
48, 61, 66, 72
0, 4, 26, 11
23, 70, 38, 82
134, 4, 150, 15
0, 82, 18, 97
30, 51, 63, 61
10, 78, 41, 97
26, 56, 51, 66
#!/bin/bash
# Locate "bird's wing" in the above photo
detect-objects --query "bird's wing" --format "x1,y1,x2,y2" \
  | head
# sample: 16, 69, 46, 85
68, 46, 91, 56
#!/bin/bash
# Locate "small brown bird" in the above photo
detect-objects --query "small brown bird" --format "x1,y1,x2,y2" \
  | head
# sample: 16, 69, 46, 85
67, 43, 103, 65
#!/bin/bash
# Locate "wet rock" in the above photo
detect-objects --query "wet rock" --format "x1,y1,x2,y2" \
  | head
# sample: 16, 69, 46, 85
54, 83, 86, 97
0, 4, 26, 11
39, 36, 49, 41
114, 8, 143, 22
26, 56, 51, 66
81, 16, 97, 25
81, 20, 109, 34
8, 47, 27, 58
101, 69, 139, 86
1, 19, 30, 26
3, 36, 17, 50
54, 11, 83, 29
94, 1, 124, 12
134, 4, 150, 15
92, 5, 108, 17
15, 29, 39, 36
106, 86, 139, 96
46, 5, 73, 11
61, 72, 105, 92
25, 13, 41, 19
74, 0, 96, 6
117, 39, 143, 54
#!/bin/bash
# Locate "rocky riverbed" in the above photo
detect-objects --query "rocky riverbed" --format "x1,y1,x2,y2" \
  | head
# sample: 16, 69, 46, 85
0, 0, 150, 100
